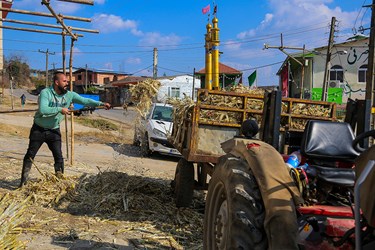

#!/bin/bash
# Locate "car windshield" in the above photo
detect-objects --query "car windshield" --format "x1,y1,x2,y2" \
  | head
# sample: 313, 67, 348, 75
152, 105, 173, 122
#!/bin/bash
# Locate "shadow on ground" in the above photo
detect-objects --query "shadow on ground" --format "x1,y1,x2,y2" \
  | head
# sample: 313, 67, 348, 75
51, 233, 132, 250
107, 142, 181, 163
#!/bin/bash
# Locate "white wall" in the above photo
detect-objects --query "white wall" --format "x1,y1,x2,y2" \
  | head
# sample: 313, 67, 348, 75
313, 38, 368, 102
157, 75, 201, 102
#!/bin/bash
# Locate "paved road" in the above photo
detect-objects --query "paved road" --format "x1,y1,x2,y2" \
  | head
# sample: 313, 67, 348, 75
4, 88, 136, 124
6, 88, 38, 103
96, 107, 138, 124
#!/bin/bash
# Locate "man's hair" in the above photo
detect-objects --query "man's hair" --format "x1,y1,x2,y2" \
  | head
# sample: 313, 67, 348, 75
53, 72, 65, 82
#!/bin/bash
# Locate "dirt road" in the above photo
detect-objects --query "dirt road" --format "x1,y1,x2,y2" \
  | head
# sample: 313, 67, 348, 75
0, 101, 203, 249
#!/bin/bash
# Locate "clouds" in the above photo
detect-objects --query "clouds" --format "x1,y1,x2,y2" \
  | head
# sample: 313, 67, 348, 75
91, 14, 183, 47
91, 14, 140, 34
13, 0, 81, 14
237, 0, 358, 40
138, 32, 182, 47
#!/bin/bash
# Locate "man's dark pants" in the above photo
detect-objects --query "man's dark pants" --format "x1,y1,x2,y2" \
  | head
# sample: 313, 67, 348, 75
20, 124, 64, 186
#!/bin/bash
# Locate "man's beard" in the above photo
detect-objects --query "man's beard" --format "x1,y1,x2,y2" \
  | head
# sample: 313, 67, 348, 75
58, 85, 68, 94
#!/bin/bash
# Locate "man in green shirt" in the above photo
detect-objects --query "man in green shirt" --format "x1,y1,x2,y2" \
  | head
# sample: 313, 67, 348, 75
20, 72, 111, 187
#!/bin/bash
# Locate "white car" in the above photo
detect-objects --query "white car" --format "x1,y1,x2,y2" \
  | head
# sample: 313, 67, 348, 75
134, 103, 181, 157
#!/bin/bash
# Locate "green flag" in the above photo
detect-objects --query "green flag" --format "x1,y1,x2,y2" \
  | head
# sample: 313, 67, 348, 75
248, 70, 257, 86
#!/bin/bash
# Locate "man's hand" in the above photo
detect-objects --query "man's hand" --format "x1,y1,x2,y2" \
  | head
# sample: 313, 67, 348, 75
61, 108, 71, 115
103, 103, 111, 110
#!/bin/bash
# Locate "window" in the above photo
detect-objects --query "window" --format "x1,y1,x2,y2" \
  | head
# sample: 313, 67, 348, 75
329, 65, 344, 82
358, 64, 367, 83
170, 87, 180, 98
152, 106, 173, 122
77, 75, 82, 80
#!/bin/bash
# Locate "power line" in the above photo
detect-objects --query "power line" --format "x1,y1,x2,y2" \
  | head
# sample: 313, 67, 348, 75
2, 22, 333, 50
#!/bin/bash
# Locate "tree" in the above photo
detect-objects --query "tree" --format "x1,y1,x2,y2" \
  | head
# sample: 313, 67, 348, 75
4, 55, 32, 88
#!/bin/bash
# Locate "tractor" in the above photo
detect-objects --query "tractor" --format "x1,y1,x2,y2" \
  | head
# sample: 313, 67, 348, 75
203, 120, 375, 249
170, 88, 375, 249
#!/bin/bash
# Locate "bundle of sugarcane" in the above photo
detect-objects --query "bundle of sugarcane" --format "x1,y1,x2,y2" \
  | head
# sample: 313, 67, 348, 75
129, 78, 161, 118
20, 172, 77, 207
0, 193, 30, 249
227, 84, 265, 96
167, 97, 195, 147
291, 103, 331, 117
199, 110, 242, 124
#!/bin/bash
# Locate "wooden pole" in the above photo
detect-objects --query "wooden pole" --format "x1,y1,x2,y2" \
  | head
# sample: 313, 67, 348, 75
0, 7, 91, 22
0, 25, 83, 37
62, 33, 70, 161
57, 0, 94, 5
0, 18, 99, 33
69, 38, 75, 166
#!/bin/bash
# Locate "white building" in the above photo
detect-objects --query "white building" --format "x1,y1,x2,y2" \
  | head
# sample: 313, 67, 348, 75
156, 74, 201, 102
277, 35, 368, 103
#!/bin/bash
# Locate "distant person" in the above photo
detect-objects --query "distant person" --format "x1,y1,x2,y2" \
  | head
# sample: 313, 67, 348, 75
19, 72, 111, 187
20, 94, 26, 109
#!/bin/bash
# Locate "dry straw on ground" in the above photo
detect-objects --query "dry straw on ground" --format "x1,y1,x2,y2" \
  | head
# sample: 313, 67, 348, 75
2, 159, 203, 249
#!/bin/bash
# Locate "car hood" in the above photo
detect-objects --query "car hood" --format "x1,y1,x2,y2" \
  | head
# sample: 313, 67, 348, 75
149, 119, 173, 134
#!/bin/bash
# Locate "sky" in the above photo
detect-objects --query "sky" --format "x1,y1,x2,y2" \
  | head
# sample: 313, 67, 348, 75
2, 0, 371, 86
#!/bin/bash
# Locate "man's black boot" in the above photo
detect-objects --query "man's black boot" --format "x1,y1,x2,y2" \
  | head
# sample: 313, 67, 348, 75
54, 162, 64, 178
19, 161, 32, 187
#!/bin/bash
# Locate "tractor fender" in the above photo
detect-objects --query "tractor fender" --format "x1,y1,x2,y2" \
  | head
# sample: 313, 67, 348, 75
221, 138, 303, 249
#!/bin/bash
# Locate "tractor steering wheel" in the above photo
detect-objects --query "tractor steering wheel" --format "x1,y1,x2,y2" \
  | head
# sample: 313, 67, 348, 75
353, 130, 375, 153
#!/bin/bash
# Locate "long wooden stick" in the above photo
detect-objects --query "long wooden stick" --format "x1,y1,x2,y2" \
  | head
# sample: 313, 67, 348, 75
62, 33, 69, 161
69, 37, 75, 166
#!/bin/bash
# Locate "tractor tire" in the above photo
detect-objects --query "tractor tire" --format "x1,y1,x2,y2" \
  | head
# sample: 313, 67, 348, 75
204, 155, 267, 250
173, 158, 194, 207
140, 133, 151, 157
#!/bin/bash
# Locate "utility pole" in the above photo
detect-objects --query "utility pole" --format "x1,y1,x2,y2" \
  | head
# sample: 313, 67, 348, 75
85, 63, 88, 93
321, 17, 336, 101
264, 34, 306, 98
192, 68, 196, 100
153, 48, 158, 79
39, 49, 55, 87
366, 0, 375, 130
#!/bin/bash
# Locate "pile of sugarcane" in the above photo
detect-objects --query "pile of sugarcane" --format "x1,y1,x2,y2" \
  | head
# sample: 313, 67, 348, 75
167, 97, 195, 147
290, 103, 332, 117
129, 78, 161, 118
11, 166, 203, 249
0, 193, 30, 249
199, 85, 264, 109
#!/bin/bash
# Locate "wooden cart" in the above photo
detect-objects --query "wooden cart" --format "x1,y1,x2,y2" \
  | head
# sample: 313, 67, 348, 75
170, 89, 337, 207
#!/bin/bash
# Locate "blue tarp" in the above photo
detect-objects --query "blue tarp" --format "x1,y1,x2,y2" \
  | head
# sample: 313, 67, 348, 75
73, 94, 99, 110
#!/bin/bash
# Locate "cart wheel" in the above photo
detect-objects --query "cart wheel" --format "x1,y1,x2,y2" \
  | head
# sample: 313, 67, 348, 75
173, 158, 194, 207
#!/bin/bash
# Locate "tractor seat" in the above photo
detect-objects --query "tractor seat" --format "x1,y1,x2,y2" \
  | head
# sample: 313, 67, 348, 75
301, 120, 359, 187
301, 120, 359, 162
305, 165, 355, 187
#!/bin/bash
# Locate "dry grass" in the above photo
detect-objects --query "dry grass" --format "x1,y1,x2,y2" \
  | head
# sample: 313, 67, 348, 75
0, 158, 204, 249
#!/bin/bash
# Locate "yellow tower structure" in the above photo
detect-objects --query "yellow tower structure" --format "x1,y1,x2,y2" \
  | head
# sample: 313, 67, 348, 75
211, 17, 220, 90
205, 23, 212, 90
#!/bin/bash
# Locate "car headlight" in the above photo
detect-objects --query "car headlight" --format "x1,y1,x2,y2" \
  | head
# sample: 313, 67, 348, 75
152, 128, 166, 138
